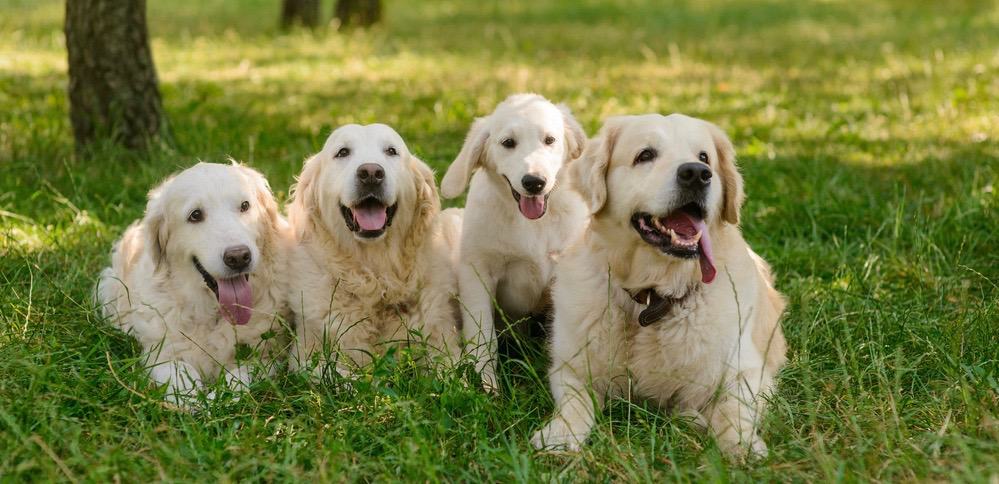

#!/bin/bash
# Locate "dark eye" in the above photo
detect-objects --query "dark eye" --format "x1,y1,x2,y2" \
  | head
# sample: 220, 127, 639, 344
698, 151, 709, 164
335, 147, 350, 158
634, 148, 657, 164
385, 146, 398, 156
240, 201, 250, 212
544, 135, 556, 146
501, 138, 517, 149
188, 209, 204, 223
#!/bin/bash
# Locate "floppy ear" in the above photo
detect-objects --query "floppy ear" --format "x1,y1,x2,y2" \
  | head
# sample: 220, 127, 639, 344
288, 153, 323, 238
440, 117, 488, 199
239, 163, 281, 230
706, 122, 744, 225
557, 104, 587, 161
571, 117, 624, 214
411, 153, 442, 214
142, 184, 170, 271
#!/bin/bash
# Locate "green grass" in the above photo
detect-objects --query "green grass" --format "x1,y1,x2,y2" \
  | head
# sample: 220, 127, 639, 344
2, 0, 998, 480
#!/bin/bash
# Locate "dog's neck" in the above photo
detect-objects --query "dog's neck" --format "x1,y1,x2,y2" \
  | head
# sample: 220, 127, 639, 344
624, 285, 700, 327
305, 200, 434, 301
589, 217, 704, 297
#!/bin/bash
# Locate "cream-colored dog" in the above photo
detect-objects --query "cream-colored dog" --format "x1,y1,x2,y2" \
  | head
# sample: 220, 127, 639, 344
532, 114, 787, 458
97, 162, 290, 405
440, 93, 589, 391
287, 124, 462, 376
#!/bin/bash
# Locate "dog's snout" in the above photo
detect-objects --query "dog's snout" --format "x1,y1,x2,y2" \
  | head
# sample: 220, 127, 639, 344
223, 245, 252, 271
676, 162, 712, 190
521, 174, 547, 195
356, 163, 385, 186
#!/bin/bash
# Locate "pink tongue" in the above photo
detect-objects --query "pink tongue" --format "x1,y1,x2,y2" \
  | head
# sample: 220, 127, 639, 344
352, 205, 388, 231
518, 196, 546, 220
217, 276, 253, 325
691, 218, 716, 284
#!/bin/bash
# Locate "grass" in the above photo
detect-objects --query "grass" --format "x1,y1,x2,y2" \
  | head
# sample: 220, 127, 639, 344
1, 0, 997, 480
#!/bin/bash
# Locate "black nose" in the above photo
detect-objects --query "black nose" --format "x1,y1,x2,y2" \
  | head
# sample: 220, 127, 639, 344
521, 174, 547, 195
357, 163, 385, 186
223, 245, 251, 271
676, 162, 712, 190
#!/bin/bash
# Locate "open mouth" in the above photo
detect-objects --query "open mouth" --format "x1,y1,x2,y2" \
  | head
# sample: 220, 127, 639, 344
340, 195, 398, 239
502, 175, 549, 220
630, 202, 716, 283
193, 256, 253, 325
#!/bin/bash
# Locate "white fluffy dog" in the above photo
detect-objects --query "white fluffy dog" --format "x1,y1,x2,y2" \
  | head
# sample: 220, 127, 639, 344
532, 114, 787, 458
97, 162, 290, 405
440, 93, 589, 391
287, 124, 462, 376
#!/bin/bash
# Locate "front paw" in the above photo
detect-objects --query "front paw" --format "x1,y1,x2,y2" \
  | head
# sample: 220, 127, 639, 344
531, 420, 584, 452
718, 433, 769, 461
480, 368, 499, 394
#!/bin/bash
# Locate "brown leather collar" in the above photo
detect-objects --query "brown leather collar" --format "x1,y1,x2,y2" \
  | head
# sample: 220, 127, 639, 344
626, 287, 686, 327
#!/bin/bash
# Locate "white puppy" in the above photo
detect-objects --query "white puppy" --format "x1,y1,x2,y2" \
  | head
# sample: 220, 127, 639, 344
287, 124, 462, 376
440, 93, 589, 391
532, 114, 787, 458
97, 162, 290, 405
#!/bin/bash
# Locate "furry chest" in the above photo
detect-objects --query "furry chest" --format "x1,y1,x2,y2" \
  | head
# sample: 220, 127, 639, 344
620, 291, 729, 397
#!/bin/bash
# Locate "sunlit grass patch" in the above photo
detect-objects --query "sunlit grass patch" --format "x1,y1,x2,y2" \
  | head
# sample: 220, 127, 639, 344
0, 0, 997, 480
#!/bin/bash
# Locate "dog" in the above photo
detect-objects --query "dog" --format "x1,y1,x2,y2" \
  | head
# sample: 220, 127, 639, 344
531, 114, 787, 458
97, 162, 290, 405
286, 124, 462, 376
440, 93, 589, 391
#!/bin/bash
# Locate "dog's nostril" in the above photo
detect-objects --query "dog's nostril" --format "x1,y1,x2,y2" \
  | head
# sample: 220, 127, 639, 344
357, 163, 384, 185
677, 162, 711, 188
521, 174, 547, 195
223, 245, 252, 270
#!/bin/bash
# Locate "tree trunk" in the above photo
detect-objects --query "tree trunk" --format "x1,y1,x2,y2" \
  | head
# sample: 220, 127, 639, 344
281, 0, 321, 29
65, 0, 163, 152
334, 0, 382, 29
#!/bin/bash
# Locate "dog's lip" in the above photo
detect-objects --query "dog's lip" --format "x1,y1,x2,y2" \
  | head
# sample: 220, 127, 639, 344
630, 202, 717, 283
502, 175, 555, 204
192, 256, 250, 299
501, 175, 552, 201
630, 203, 706, 257
339, 196, 398, 238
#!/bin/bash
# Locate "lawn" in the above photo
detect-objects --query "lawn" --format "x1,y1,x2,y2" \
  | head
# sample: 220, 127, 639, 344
1, 0, 997, 480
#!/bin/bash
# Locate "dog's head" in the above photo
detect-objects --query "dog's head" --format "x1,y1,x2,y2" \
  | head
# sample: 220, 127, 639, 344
143, 162, 280, 324
292, 123, 438, 243
440, 93, 586, 220
572, 114, 744, 284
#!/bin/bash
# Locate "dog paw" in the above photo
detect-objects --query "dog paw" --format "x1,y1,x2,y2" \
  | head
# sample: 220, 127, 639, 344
481, 377, 500, 394
718, 434, 769, 461
531, 422, 583, 452
479, 368, 500, 394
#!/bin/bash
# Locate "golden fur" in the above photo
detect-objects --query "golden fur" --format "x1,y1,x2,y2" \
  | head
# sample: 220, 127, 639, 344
532, 114, 787, 458
97, 162, 291, 406
286, 124, 461, 376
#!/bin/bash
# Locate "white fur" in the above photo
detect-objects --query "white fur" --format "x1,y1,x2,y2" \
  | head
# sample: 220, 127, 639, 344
286, 124, 462, 377
440, 93, 589, 391
532, 114, 787, 459
96, 162, 292, 406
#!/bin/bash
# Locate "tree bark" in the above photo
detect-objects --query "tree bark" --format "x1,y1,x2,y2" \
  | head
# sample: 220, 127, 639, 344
65, 0, 163, 152
334, 0, 382, 29
281, 0, 321, 29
